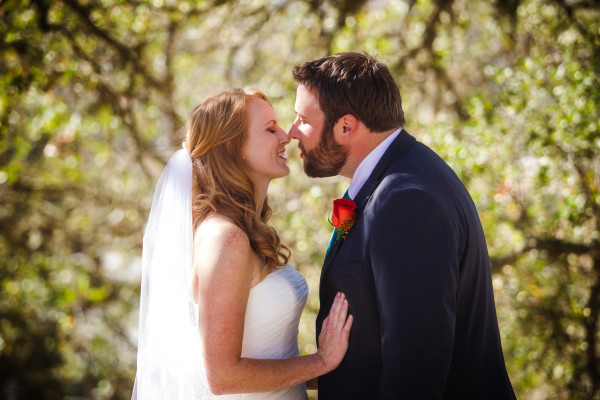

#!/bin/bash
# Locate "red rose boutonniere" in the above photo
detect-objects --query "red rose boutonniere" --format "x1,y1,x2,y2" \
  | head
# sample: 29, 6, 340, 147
332, 198, 357, 243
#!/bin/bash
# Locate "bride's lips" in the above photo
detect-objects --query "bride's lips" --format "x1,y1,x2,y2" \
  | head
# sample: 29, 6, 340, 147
277, 149, 287, 160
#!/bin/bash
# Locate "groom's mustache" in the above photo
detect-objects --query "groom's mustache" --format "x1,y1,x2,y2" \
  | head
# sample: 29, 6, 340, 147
297, 142, 307, 155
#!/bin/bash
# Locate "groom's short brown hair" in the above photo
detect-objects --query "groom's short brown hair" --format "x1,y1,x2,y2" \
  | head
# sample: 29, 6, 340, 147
292, 52, 405, 133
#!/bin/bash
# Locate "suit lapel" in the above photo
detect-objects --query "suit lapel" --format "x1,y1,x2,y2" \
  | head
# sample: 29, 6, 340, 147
322, 230, 341, 271
320, 129, 417, 280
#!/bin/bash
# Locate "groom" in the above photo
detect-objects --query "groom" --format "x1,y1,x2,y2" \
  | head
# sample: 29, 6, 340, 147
289, 52, 516, 399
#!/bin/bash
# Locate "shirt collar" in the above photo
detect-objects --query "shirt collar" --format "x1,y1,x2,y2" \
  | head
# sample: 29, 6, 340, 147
347, 128, 402, 200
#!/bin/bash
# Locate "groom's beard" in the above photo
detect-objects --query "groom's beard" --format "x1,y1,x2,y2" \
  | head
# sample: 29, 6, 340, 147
300, 123, 348, 178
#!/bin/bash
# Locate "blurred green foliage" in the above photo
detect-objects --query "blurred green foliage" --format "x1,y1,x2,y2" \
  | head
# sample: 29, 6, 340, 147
0, 0, 598, 398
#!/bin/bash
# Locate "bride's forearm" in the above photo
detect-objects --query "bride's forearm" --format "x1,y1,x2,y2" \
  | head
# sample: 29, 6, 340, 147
205, 353, 327, 395
205, 291, 351, 395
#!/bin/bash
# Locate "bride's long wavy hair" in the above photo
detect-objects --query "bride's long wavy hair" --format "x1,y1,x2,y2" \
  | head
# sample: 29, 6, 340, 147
185, 88, 290, 271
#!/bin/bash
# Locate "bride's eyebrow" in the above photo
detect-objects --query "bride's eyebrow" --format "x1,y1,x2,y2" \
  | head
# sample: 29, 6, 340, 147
263, 119, 278, 127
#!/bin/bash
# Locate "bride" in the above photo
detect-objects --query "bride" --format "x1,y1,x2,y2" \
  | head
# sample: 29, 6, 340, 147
132, 88, 353, 399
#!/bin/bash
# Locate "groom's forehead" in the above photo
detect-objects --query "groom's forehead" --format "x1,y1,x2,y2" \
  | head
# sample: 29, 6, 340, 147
295, 85, 321, 112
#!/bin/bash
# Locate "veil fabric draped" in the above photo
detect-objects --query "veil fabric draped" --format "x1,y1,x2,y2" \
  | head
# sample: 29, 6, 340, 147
132, 149, 207, 399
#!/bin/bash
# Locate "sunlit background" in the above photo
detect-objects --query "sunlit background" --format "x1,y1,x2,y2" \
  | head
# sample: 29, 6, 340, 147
1, 0, 599, 398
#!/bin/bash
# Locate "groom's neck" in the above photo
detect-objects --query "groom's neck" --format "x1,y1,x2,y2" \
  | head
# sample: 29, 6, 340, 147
340, 127, 398, 179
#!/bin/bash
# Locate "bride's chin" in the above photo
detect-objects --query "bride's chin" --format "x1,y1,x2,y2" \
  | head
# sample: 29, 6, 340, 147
277, 166, 290, 178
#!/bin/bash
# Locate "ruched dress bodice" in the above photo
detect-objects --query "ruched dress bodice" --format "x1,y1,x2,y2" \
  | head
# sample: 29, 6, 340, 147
201, 264, 309, 399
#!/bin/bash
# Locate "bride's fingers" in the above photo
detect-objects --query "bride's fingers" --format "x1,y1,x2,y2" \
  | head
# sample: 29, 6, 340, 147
322, 292, 350, 337
321, 315, 330, 333
335, 296, 349, 333
343, 314, 353, 336
329, 293, 344, 331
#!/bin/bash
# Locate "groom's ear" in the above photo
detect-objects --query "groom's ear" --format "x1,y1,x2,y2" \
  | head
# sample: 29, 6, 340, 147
334, 114, 358, 142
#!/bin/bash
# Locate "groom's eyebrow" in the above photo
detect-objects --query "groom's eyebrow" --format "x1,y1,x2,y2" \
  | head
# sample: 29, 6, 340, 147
295, 111, 308, 120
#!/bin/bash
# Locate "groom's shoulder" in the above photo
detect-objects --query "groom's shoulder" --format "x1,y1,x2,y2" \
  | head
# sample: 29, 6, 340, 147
384, 137, 457, 184
373, 148, 450, 205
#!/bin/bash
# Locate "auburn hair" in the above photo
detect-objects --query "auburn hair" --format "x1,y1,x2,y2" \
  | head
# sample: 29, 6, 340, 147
185, 88, 290, 271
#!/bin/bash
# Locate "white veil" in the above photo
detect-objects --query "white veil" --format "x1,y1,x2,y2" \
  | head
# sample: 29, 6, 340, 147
132, 148, 207, 399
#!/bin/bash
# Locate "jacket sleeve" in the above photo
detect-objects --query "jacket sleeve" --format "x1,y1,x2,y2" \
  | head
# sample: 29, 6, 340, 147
369, 186, 459, 399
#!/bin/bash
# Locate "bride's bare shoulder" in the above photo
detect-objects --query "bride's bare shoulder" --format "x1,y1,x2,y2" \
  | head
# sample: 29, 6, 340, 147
192, 215, 254, 298
194, 214, 251, 256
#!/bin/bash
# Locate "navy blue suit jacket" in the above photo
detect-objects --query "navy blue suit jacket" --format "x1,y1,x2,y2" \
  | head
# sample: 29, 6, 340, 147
316, 130, 516, 399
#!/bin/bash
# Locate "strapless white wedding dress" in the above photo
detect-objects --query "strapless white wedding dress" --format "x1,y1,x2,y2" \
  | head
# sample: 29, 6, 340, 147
200, 264, 309, 399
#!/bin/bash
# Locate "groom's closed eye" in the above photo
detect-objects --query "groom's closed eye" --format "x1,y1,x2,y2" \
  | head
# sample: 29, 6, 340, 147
294, 114, 308, 124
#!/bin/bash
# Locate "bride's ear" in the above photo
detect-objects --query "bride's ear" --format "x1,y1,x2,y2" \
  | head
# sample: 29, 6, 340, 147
224, 140, 242, 159
334, 114, 358, 143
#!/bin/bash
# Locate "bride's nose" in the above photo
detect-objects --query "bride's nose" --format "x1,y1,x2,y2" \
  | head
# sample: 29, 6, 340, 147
278, 128, 290, 145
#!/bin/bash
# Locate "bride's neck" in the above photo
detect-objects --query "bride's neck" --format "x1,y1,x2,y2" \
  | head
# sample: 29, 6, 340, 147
254, 180, 269, 215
